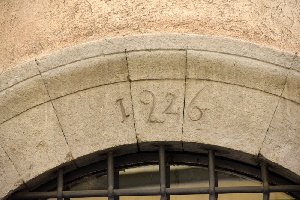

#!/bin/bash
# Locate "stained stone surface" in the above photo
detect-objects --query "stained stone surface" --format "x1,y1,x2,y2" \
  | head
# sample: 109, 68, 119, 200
0, 102, 70, 182
260, 99, 300, 176
187, 50, 287, 96
0, 146, 23, 200
131, 80, 185, 151
282, 70, 300, 104
183, 79, 280, 155
127, 50, 186, 80
0, 60, 39, 92
52, 82, 137, 163
42, 53, 128, 99
0, 75, 50, 124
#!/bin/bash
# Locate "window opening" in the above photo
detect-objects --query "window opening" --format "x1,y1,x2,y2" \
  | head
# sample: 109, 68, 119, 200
10, 145, 300, 200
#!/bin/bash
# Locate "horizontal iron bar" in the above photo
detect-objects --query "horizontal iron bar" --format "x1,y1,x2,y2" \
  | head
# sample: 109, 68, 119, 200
11, 191, 57, 199
114, 189, 161, 196
269, 185, 300, 192
214, 185, 300, 194
11, 185, 300, 199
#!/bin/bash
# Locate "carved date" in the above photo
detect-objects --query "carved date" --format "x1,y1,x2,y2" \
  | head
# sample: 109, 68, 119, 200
163, 93, 180, 116
140, 90, 165, 123
117, 87, 207, 123
116, 98, 130, 122
187, 86, 207, 121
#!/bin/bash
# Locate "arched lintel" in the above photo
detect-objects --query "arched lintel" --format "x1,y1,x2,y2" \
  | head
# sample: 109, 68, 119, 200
1, 34, 300, 199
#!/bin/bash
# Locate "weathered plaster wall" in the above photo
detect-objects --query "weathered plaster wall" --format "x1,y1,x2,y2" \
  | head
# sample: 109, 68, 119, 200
1, 0, 300, 73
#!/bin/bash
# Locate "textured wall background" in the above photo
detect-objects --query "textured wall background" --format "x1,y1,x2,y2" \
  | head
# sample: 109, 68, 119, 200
1, 0, 300, 73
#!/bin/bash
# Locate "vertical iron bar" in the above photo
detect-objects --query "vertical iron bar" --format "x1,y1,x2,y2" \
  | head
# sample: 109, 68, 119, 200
64, 187, 71, 200
215, 170, 218, 200
261, 162, 270, 200
108, 152, 115, 200
114, 171, 120, 200
209, 150, 216, 200
57, 169, 63, 200
166, 165, 170, 200
159, 145, 167, 200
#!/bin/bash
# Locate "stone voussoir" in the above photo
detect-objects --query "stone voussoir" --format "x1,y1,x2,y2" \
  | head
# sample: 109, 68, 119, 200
183, 79, 280, 156
41, 53, 128, 99
127, 50, 186, 81
0, 145, 24, 200
0, 102, 70, 184
0, 75, 50, 124
131, 80, 185, 151
282, 70, 300, 104
187, 50, 289, 96
260, 99, 300, 182
0, 60, 40, 92
51, 82, 137, 165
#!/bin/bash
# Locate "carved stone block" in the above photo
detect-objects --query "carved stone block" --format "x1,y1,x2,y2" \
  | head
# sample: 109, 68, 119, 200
42, 53, 128, 99
0, 76, 50, 124
131, 80, 185, 150
282, 70, 300, 104
260, 99, 300, 176
52, 82, 137, 164
0, 103, 70, 182
187, 50, 287, 96
127, 50, 186, 80
0, 146, 23, 200
183, 80, 279, 156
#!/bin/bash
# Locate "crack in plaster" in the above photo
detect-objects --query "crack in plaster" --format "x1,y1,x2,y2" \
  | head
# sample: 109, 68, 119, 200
125, 49, 140, 152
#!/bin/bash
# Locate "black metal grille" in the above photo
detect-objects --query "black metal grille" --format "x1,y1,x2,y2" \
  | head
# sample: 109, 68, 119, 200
10, 145, 300, 200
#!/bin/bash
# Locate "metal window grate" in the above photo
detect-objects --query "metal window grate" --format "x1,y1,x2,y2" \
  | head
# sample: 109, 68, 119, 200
10, 145, 300, 200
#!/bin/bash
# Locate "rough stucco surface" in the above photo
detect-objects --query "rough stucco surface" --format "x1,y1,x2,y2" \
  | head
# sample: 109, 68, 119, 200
1, 0, 300, 73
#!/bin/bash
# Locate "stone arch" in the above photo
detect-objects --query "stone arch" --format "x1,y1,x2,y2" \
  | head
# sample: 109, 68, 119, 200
1, 34, 300, 199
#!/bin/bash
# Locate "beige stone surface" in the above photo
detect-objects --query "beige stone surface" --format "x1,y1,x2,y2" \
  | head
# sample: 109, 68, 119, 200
282, 70, 300, 104
127, 50, 186, 80
0, 60, 39, 92
187, 51, 288, 96
260, 99, 300, 176
1, 32, 300, 198
42, 53, 128, 99
131, 80, 185, 150
0, 145, 23, 200
183, 79, 279, 155
0, 102, 70, 182
1, 0, 300, 73
52, 82, 137, 162
34, 34, 300, 74
0, 75, 50, 124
